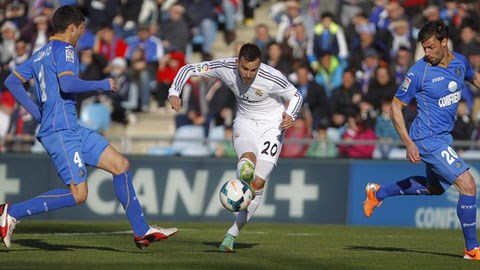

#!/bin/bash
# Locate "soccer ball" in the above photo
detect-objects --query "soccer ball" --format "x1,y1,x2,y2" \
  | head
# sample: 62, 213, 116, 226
219, 179, 253, 212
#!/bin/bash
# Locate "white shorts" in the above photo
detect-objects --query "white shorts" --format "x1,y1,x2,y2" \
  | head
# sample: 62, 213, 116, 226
232, 117, 283, 165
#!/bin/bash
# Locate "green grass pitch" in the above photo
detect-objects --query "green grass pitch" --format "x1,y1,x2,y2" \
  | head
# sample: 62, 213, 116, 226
1, 221, 479, 270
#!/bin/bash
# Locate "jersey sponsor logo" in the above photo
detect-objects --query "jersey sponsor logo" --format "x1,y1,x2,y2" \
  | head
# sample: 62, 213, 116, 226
65, 48, 75, 63
448, 81, 457, 92
431, 76, 444, 83
438, 91, 461, 108
255, 89, 263, 96
400, 77, 411, 91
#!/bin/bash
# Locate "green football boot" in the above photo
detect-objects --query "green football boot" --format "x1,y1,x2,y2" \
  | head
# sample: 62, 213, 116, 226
219, 233, 236, 252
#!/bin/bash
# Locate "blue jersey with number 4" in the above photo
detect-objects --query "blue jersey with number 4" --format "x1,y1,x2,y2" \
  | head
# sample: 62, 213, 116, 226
394, 52, 474, 141
12, 37, 80, 137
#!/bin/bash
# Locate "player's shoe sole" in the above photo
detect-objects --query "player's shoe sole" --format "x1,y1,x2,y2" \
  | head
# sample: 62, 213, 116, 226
464, 247, 480, 260
134, 226, 178, 250
0, 203, 18, 248
219, 233, 236, 252
363, 182, 382, 217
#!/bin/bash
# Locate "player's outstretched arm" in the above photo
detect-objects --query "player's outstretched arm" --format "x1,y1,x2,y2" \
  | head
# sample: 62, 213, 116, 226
5, 73, 41, 122
59, 74, 112, 93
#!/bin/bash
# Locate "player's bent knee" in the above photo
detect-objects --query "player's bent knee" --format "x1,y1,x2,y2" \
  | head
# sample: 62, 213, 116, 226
112, 156, 130, 175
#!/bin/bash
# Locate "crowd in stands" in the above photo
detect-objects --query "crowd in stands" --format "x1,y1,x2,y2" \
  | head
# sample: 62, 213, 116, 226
1, 0, 480, 160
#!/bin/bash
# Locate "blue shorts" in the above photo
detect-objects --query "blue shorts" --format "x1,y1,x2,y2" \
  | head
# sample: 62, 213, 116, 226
39, 126, 109, 186
416, 135, 469, 191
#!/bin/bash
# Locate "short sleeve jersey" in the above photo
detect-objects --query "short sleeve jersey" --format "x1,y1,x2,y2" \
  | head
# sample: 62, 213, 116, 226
13, 37, 80, 137
394, 52, 474, 140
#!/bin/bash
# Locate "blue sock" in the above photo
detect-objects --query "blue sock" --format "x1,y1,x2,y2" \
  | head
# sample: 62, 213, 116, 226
457, 194, 479, 251
8, 189, 76, 220
113, 170, 149, 237
376, 176, 429, 201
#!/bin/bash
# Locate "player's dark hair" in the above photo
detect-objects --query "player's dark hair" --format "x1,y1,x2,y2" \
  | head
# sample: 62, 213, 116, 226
52, 5, 85, 33
418, 20, 449, 43
238, 43, 261, 62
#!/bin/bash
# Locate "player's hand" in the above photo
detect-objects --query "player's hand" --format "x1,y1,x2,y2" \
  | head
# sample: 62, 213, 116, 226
405, 142, 421, 163
280, 112, 294, 129
169, 95, 181, 112
108, 78, 117, 92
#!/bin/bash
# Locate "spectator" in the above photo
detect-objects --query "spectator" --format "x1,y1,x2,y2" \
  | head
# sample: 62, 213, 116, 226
4, 104, 38, 153
156, 51, 187, 109
308, 11, 349, 70
391, 46, 414, 86
76, 49, 108, 113
0, 21, 20, 68
205, 80, 236, 128
180, 0, 222, 61
387, 18, 415, 60
338, 110, 376, 159
159, 3, 190, 53
374, 98, 400, 159
0, 90, 15, 146
93, 23, 128, 62
330, 69, 362, 128
242, 0, 257, 26
108, 57, 138, 124
21, 14, 53, 54
313, 50, 345, 96
264, 42, 292, 77
221, 0, 238, 45
283, 18, 309, 62
452, 100, 476, 153
280, 118, 311, 158
364, 66, 396, 111
275, 0, 313, 44
8, 39, 30, 71
293, 63, 329, 131
356, 47, 381, 95
457, 22, 480, 59
125, 23, 164, 112
82, 0, 120, 33
305, 125, 338, 158
4, 0, 28, 27
252, 23, 274, 61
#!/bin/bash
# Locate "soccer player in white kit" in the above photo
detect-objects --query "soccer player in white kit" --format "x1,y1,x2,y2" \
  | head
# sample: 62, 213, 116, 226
168, 43, 303, 252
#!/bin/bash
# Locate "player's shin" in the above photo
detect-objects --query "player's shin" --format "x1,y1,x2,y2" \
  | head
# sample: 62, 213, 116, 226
457, 194, 480, 251
8, 189, 76, 220
113, 170, 149, 236
227, 189, 263, 237
376, 176, 429, 200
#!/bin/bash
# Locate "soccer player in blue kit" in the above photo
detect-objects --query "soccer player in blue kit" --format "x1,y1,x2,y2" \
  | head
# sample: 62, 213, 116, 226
363, 20, 480, 260
0, 6, 177, 249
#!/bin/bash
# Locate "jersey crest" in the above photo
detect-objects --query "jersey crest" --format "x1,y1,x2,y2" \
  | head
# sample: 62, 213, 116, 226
400, 77, 411, 92
65, 48, 75, 63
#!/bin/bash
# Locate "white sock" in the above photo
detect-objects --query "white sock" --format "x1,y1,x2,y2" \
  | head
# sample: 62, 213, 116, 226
227, 190, 263, 237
